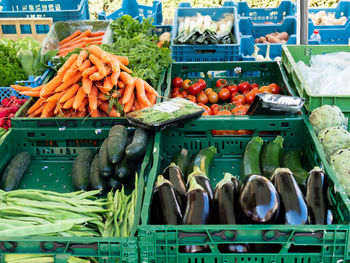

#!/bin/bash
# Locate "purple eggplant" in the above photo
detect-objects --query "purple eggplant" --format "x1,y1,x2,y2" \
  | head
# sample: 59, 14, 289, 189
163, 163, 187, 210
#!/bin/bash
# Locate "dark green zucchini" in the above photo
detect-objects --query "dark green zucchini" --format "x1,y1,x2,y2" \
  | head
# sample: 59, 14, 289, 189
171, 149, 192, 176
261, 136, 284, 178
125, 128, 149, 161
72, 149, 94, 191
89, 153, 105, 193
99, 138, 114, 177
282, 149, 308, 187
115, 155, 136, 182
163, 163, 186, 210
107, 125, 128, 164
240, 137, 264, 180
187, 146, 216, 176
0, 152, 31, 191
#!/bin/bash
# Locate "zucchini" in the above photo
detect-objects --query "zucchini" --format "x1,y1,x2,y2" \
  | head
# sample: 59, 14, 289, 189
171, 148, 192, 176
89, 153, 105, 192
282, 149, 308, 187
261, 136, 284, 178
99, 138, 114, 177
187, 146, 217, 176
0, 152, 30, 191
115, 155, 136, 182
107, 125, 128, 164
125, 128, 149, 160
72, 149, 94, 191
240, 137, 264, 180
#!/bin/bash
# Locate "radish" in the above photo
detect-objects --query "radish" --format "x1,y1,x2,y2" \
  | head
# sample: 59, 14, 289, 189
14, 98, 22, 105
0, 118, 5, 127
0, 107, 9, 118
9, 104, 20, 114
8, 113, 15, 119
9, 96, 16, 102
1, 98, 10, 107
6, 119, 11, 128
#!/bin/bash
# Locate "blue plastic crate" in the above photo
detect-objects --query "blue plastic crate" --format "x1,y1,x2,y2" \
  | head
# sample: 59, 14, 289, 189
308, 21, 350, 44
98, 0, 162, 25
154, 24, 172, 36
171, 1, 240, 62
235, 0, 295, 23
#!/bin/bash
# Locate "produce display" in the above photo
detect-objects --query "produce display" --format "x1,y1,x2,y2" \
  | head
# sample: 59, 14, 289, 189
310, 10, 347, 25
254, 32, 290, 43
174, 14, 236, 44
0, 96, 27, 131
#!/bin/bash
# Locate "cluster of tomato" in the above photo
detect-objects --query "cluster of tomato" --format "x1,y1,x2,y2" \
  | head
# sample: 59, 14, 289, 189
171, 77, 281, 116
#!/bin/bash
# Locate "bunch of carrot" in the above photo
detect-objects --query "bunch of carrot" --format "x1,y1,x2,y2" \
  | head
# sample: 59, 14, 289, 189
11, 45, 159, 118
58, 30, 105, 57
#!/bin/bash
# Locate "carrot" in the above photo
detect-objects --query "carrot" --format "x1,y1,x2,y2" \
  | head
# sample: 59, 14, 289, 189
60, 37, 87, 50
72, 86, 86, 110
143, 80, 159, 97
82, 66, 98, 77
33, 104, 44, 116
82, 77, 93, 94
135, 78, 151, 107
99, 102, 121, 117
122, 77, 135, 104
85, 36, 103, 43
27, 98, 44, 115
89, 31, 105, 37
119, 72, 133, 85
28, 113, 38, 117
118, 88, 125, 96
78, 97, 89, 112
63, 61, 79, 83
88, 45, 111, 63
59, 31, 81, 46
87, 41, 102, 46
90, 108, 100, 117
124, 93, 135, 113
117, 60, 132, 74
89, 66, 111, 81
89, 54, 107, 76
77, 108, 87, 117
54, 103, 63, 115
41, 101, 56, 117
110, 71, 120, 86
97, 92, 108, 101
63, 96, 75, 109
89, 85, 98, 111
108, 54, 120, 73
77, 50, 88, 69
117, 81, 124, 89
68, 30, 91, 43
58, 43, 85, 56
57, 54, 79, 77
46, 92, 63, 102
11, 85, 41, 92
146, 92, 157, 105
40, 75, 62, 97
55, 72, 82, 93
103, 76, 114, 92
111, 54, 129, 66
134, 98, 141, 110
78, 59, 91, 72
59, 84, 80, 103
20, 90, 41, 97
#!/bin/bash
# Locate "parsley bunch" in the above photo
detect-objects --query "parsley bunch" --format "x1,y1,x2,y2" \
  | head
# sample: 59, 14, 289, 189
0, 44, 26, 86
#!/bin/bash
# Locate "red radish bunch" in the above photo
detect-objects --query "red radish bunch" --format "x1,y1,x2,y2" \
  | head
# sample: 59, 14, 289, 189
0, 96, 26, 130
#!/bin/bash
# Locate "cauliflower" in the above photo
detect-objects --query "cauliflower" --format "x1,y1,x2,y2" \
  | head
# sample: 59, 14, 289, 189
330, 149, 350, 197
309, 105, 348, 134
318, 126, 350, 157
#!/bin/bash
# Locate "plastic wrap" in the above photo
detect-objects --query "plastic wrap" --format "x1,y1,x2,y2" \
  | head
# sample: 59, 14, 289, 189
247, 93, 305, 115
41, 20, 113, 55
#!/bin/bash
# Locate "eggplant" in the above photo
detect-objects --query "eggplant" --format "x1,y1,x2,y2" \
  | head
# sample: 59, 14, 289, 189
305, 167, 328, 224
151, 175, 182, 225
239, 175, 280, 224
273, 168, 308, 225
182, 177, 210, 253
187, 166, 214, 202
326, 187, 333, 225
163, 163, 187, 210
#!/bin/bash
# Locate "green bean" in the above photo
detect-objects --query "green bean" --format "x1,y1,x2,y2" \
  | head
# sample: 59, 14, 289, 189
68, 256, 91, 263
118, 195, 132, 223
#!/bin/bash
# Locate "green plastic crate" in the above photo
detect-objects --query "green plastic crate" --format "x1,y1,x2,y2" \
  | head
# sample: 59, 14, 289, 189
281, 45, 350, 117
11, 69, 167, 129
139, 117, 350, 263
0, 119, 154, 263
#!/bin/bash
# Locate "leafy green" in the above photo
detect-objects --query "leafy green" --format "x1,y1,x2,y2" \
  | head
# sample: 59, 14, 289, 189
0, 43, 26, 86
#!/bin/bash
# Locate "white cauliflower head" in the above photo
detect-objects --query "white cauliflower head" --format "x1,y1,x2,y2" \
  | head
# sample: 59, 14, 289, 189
318, 126, 350, 157
330, 149, 350, 197
309, 105, 348, 134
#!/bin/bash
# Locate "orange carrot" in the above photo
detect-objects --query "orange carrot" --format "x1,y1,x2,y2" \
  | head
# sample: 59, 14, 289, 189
11, 85, 42, 92
89, 31, 105, 37
58, 42, 85, 56
135, 78, 151, 107
63, 61, 79, 83
60, 37, 87, 49
89, 66, 111, 81
134, 98, 141, 110
72, 87, 86, 110
89, 85, 98, 111
27, 98, 44, 115
59, 31, 81, 45
60, 84, 80, 103
103, 76, 114, 92
119, 72, 133, 85
88, 45, 111, 63
99, 102, 121, 117
111, 54, 129, 66
28, 113, 38, 117
85, 36, 103, 43
41, 101, 56, 117
110, 71, 120, 86
63, 96, 75, 109
118, 88, 125, 97
89, 54, 107, 76
146, 92, 157, 105
77, 108, 87, 117
124, 93, 135, 113
87, 41, 102, 46
90, 108, 100, 117
117, 80, 124, 89
46, 92, 63, 102
20, 90, 41, 97
68, 30, 91, 43
117, 60, 132, 74
122, 77, 135, 104
55, 72, 82, 93
82, 66, 98, 77
40, 75, 62, 97
78, 97, 89, 112
82, 77, 93, 94
57, 54, 79, 77
97, 92, 108, 101
78, 59, 91, 72
143, 80, 159, 97
108, 54, 120, 73
77, 50, 88, 69
54, 103, 63, 115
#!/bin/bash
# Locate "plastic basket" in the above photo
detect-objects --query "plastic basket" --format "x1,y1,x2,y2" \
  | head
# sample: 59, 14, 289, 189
239, 17, 297, 61
171, 2, 240, 62
235, 0, 296, 23
308, 21, 350, 45
0, 120, 154, 263
98, 0, 162, 25
281, 45, 350, 117
139, 117, 350, 263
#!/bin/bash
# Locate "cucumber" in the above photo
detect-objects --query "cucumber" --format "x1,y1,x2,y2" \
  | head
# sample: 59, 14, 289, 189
240, 137, 264, 180
99, 138, 114, 177
72, 149, 94, 191
108, 125, 128, 164
125, 128, 149, 161
187, 146, 217, 176
89, 153, 105, 193
171, 148, 192, 176
0, 152, 30, 191
115, 155, 136, 183
261, 136, 284, 178
282, 149, 308, 187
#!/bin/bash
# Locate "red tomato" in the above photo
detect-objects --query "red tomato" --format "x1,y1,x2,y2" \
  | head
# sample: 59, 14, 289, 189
182, 79, 191, 90
269, 83, 281, 94
259, 86, 271, 93
172, 77, 183, 88
250, 88, 259, 94
204, 88, 213, 96
174, 94, 184, 98
238, 82, 251, 93
218, 88, 231, 101
187, 95, 196, 103
231, 105, 248, 115
227, 85, 238, 94
232, 94, 245, 105
198, 79, 206, 90
251, 83, 259, 89
244, 92, 256, 105
189, 82, 202, 96
210, 104, 220, 115
181, 91, 188, 98
197, 103, 212, 115
173, 87, 180, 94
230, 92, 239, 101
197, 92, 209, 105
208, 92, 219, 104
216, 79, 228, 88
216, 110, 232, 115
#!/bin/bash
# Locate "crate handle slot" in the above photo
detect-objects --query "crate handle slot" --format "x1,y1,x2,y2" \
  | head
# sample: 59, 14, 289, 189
291, 231, 323, 241
194, 49, 217, 54
178, 230, 237, 242
40, 241, 98, 253
262, 230, 323, 242
0, 241, 17, 252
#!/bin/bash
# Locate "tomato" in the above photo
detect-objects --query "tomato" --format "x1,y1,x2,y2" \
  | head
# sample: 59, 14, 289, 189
182, 79, 191, 90
242, 90, 249, 95
251, 83, 259, 89
202, 111, 210, 116
172, 77, 183, 88
208, 92, 219, 104
230, 92, 239, 100
216, 110, 232, 115
216, 79, 228, 88
244, 92, 256, 105
173, 87, 180, 94
231, 105, 248, 115
232, 94, 245, 105
189, 82, 202, 95
174, 94, 184, 98
210, 104, 220, 115
269, 83, 281, 94
218, 88, 230, 101
198, 79, 206, 90
259, 86, 271, 93
237, 130, 254, 135
204, 88, 213, 96
227, 85, 238, 94
187, 95, 196, 103
238, 82, 251, 93
197, 103, 212, 115
181, 91, 188, 98
250, 88, 259, 94
197, 92, 209, 104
